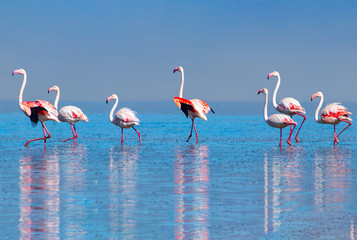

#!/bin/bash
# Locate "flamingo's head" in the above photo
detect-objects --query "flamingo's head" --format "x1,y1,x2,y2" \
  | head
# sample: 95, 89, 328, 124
106, 94, 118, 104
12, 69, 26, 76
173, 66, 183, 73
257, 88, 268, 95
267, 71, 279, 79
48, 85, 59, 94
311, 91, 322, 101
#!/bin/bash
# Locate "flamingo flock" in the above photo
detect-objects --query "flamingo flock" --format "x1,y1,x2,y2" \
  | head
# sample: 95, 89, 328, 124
260, 71, 352, 146
11, 67, 352, 147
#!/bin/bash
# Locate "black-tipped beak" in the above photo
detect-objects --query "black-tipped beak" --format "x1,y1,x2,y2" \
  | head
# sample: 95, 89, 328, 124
173, 69, 176, 73
267, 75, 270, 79
106, 99, 108, 104
48, 90, 50, 94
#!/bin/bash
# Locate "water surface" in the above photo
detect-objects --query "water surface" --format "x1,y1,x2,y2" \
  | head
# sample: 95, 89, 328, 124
0, 101, 357, 239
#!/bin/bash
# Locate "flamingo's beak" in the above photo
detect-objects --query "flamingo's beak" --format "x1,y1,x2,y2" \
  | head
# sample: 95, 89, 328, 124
257, 89, 263, 95
311, 93, 317, 101
267, 72, 275, 79
173, 67, 179, 73
106, 99, 109, 104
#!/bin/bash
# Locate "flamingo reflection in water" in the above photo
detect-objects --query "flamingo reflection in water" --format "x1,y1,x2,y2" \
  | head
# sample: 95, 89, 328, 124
60, 143, 88, 238
263, 147, 305, 234
108, 146, 139, 239
174, 145, 210, 240
313, 147, 352, 212
19, 148, 60, 239
264, 147, 354, 238
312, 147, 353, 238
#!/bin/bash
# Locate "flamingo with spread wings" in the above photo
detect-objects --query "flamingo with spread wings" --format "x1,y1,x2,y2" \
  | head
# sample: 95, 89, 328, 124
311, 91, 352, 145
173, 66, 215, 143
12, 69, 59, 147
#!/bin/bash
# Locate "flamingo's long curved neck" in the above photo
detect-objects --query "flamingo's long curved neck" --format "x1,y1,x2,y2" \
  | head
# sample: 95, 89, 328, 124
18, 72, 27, 111
179, 69, 184, 98
263, 92, 269, 122
314, 94, 324, 123
272, 73, 280, 109
109, 97, 118, 123
53, 88, 60, 109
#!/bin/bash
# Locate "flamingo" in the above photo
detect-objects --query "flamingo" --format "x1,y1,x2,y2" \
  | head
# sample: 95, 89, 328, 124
311, 91, 352, 145
267, 71, 306, 142
12, 69, 59, 147
173, 66, 215, 143
106, 94, 141, 145
258, 88, 297, 147
48, 85, 89, 142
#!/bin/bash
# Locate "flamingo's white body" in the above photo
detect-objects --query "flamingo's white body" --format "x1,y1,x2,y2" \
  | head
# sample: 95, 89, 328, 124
311, 91, 352, 145
48, 85, 89, 142
12, 69, 59, 147
173, 66, 215, 143
106, 94, 141, 145
268, 71, 306, 142
258, 88, 297, 147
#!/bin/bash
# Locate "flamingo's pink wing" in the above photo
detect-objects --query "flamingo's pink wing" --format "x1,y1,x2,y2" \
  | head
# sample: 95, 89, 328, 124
174, 97, 197, 118
191, 99, 212, 114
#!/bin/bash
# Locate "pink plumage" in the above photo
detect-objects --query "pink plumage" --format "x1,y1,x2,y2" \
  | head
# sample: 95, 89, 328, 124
48, 85, 88, 142
58, 106, 89, 123
258, 88, 297, 147
173, 66, 215, 143
12, 69, 59, 147
268, 71, 306, 142
106, 94, 141, 145
312, 91, 352, 145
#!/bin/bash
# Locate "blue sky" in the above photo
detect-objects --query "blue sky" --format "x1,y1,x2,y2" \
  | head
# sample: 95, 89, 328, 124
2, 1, 357, 103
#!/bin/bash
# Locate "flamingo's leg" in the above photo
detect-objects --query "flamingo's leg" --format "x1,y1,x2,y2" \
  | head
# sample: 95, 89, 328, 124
333, 125, 338, 145
193, 120, 198, 144
335, 119, 352, 142
24, 122, 50, 147
294, 112, 306, 143
279, 128, 282, 147
73, 124, 78, 138
62, 123, 77, 142
43, 123, 51, 138
286, 123, 296, 146
132, 126, 141, 145
186, 119, 194, 142
121, 128, 124, 145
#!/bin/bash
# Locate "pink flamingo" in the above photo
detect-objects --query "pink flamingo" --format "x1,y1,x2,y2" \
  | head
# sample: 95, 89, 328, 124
173, 66, 215, 143
12, 69, 59, 147
311, 91, 352, 145
258, 88, 297, 147
268, 71, 306, 142
106, 94, 141, 145
48, 85, 89, 142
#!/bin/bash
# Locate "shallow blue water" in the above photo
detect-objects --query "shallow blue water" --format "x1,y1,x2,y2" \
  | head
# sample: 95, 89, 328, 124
1, 101, 357, 239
